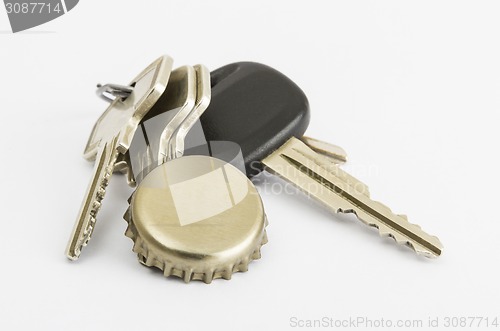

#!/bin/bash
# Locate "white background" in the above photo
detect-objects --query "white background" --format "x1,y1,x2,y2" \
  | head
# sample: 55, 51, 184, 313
1, 1, 499, 330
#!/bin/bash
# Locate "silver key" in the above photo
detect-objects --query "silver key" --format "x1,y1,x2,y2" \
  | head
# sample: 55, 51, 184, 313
128, 64, 211, 184
66, 55, 173, 260
262, 137, 443, 258
155, 65, 197, 165
166, 64, 211, 160
127, 65, 197, 184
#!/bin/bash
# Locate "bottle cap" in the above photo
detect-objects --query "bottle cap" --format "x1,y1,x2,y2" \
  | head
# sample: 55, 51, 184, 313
124, 155, 268, 283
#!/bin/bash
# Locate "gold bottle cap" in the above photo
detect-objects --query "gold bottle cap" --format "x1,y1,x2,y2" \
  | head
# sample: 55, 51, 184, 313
124, 155, 268, 283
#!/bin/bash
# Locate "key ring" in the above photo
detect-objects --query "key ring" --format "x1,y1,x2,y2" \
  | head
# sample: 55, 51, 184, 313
96, 83, 134, 102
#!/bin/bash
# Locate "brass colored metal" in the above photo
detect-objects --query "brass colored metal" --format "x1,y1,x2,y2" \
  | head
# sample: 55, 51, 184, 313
167, 64, 211, 160
125, 156, 268, 283
83, 56, 173, 161
156, 66, 197, 165
262, 137, 443, 258
114, 152, 136, 187
126, 65, 197, 184
300, 136, 370, 196
300, 136, 347, 164
66, 55, 173, 260
127, 64, 210, 185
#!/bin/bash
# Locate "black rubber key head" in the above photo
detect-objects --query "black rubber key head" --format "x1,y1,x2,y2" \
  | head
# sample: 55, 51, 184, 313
200, 62, 310, 177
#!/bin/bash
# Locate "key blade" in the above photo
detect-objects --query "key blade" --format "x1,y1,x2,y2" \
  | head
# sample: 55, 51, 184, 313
300, 136, 348, 164
157, 65, 197, 164
300, 136, 370, 197
128, 66, 197, 184
68, 56, 173, 260
262, 137, 443, 258
169, 64, 211, 159
66, 138, 119, 260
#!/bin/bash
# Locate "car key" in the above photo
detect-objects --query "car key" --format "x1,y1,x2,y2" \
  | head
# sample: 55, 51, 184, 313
197, 62, 443, 258
66, 55, 173, 260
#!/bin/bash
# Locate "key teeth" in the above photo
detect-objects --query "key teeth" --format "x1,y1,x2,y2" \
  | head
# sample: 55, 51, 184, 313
374, 223, 419, 253
75, 158, 115, 255
337, 204, 442, 258
123, 203, 269, 283
268, 137, 443, 259
375, 220, 442, 258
